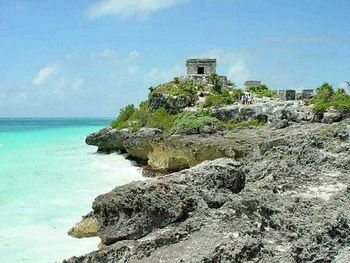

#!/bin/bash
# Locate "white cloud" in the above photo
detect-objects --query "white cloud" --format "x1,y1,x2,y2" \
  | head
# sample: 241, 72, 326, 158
226, 61, 250, 85
32, 65, 59, 86
86, 0, 188, 20
144, 65, 183, 85
90, 49, 120, 60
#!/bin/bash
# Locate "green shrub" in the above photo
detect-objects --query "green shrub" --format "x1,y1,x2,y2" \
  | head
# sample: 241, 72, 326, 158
170, 112, 219, 134
147, 108, 176, 130
330, 88, 350, 112
150, 80, 199, 101
204, 89, 235, 107
247, 85, 276, 98
111, 104, 176, 131
111, 104, 136, 129
231, 89, 243, 101
310, 84, 350, 113
227, 80, 236, 87
127, 108, 148, 130
204, 94, 225, 107
312, 101, 329, 113
315, 83, 334, 102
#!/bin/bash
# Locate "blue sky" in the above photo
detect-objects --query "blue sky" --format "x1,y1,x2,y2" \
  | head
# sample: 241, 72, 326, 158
0, 0, 349, 117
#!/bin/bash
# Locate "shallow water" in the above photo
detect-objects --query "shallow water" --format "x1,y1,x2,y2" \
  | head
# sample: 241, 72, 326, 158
0, 118, 144, 263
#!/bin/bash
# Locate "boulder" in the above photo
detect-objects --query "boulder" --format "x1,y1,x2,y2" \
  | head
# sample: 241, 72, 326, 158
85, 127, 129, 151
68, 215, 99, 239
70, 158, 245, 246
322, 112, 342, 124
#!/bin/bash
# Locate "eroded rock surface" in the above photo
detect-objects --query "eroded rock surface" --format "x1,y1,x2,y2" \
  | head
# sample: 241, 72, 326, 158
65, 120, 350, 263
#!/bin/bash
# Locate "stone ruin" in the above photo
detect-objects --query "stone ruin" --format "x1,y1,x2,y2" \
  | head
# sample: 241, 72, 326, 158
176, 58, 234, 90
186, 58, 216, 75
244, 80, 262, 90
278, 90, 296, 101
279, 89, 314, 101
174, 58, 315, 101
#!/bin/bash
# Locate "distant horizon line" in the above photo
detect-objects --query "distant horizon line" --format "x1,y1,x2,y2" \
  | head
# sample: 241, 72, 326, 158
0, 116, 115, 119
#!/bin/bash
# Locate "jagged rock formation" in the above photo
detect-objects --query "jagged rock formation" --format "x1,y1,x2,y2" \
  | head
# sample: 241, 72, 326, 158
86, 100, 328, 174
86, 116, 331, 175
65, 120, 350, 263
213, 99, 314, 129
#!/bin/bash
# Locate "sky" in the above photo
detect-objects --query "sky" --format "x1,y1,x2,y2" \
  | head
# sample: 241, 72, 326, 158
0, 0, 349, 117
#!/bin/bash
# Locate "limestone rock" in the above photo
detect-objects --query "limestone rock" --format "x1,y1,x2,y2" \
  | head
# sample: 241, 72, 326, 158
322, 112, 342, 124
65, 120, 350, 263
72, 158, 245, 246
214, 100, 313, 128
85, 127, 129, 151
68, 216, 99, 239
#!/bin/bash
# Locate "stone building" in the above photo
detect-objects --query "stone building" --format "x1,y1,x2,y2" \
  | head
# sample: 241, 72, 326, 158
301, 89, 314, 99
244, 80, 262, 90
278, 90, 296, 101
176, 58, 233, 89
186, 58, 216, 75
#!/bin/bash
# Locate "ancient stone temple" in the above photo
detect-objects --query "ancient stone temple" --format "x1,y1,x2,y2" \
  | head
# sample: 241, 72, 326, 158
176, 58, 233, 89
186, 58, 217, 75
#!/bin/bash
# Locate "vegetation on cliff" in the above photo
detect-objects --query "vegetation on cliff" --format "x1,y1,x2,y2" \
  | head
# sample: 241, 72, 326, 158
111, 105, 176, 131
170, 111, 219, 134
246, 85, 277, 98
111, 103, 222, 135
310, 82, 350, 113
111, 76, 262, 134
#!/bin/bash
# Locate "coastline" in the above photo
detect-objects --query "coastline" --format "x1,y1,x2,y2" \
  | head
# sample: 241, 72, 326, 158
65, 116, 350, 262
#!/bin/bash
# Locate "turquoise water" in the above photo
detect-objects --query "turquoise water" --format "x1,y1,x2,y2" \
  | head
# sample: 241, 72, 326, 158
0, 118, 144, 263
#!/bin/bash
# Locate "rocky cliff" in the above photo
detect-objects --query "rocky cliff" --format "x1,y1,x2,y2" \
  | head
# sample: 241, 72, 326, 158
86, 100, 314, 174
64, 78, 350, 262
64, 118, 350, 262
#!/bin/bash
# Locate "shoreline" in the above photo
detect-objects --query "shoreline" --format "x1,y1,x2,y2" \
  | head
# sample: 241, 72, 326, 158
65, 117, 350, 262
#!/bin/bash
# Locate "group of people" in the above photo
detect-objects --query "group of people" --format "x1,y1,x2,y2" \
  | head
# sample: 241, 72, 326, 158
240, 93, 254, 105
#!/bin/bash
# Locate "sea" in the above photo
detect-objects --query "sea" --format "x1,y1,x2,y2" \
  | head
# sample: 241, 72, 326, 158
0, 118, 144, 263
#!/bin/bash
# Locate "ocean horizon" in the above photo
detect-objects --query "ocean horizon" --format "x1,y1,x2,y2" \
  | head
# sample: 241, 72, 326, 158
0, 118, 144, 263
